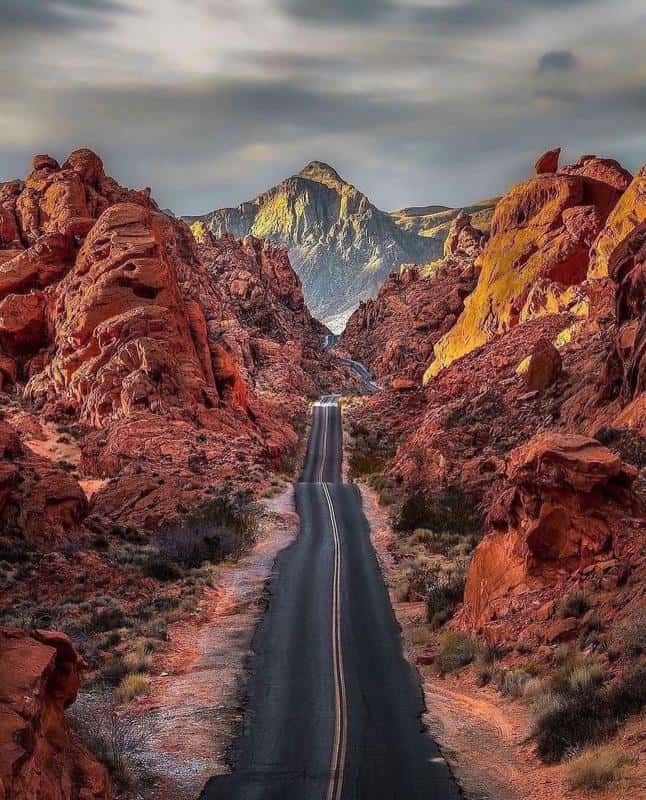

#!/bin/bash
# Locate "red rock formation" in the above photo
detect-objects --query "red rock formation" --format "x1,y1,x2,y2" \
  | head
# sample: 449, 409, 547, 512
589, 165, 646, 279
524, 337, 562, 391
426, 154, 631, 380
598, 219, 646, 430
0, 627, 110, 800
461, 433, 638, 629
340, 213, 486, 383
0, 419, 87, 544
195, 230, 358, 399
534, 148, 561, 174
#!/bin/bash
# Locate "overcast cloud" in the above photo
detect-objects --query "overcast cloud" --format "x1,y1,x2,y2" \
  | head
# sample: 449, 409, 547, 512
0, 0, 644, 213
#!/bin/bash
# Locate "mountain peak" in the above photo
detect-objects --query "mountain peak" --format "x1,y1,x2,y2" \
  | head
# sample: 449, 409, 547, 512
297, 160, 344, 185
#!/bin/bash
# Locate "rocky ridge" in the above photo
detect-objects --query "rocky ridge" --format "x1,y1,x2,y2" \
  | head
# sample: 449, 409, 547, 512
188, 161, 479, 332
339, 211, 487, 384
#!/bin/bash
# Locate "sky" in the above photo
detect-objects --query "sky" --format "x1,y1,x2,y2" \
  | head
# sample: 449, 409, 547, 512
0, 0, 644, 215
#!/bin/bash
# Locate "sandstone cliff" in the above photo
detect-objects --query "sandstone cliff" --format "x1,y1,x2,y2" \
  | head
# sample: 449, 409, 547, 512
0, 627, 110, 800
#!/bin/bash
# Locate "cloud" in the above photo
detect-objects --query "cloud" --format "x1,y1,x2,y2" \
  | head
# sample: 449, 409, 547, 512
278, 0, 391, 23
537, 49, 578, 72
0, 0, 643, 216
0, 0, 130, 38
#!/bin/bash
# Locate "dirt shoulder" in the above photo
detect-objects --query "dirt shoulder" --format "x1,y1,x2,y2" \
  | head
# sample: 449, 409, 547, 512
132, 486, 300, 800
359, 483, 645, 800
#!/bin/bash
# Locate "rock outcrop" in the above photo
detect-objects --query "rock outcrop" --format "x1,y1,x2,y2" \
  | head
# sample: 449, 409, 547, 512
461, 433, 638, 629
598, 218, 646, 429
425, 154, 632, 381
0, 627, 110, 800
346, 149, 645, 658
339, 212, 486, 383
195, 230, 355, 399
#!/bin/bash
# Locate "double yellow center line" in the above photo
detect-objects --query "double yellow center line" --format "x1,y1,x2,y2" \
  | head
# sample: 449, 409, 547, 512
316, 401, 348, 800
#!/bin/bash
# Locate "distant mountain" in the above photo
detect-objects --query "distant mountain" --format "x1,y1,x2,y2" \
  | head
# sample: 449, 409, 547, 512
186, 162, 450, 332
390, 197, 500, 240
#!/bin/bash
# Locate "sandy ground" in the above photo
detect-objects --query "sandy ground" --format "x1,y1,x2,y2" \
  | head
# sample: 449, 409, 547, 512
359, 483, 646, 800
134, 486, 300, 800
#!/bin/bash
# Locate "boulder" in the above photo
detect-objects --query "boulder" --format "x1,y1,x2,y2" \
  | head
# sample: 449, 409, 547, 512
524, 337, 562, 391
461, 433, 637, 628
534, 148, 561, 174
0, 627, 111, 800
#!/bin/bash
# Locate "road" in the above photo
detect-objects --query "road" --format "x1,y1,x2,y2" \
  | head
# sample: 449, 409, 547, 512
200, 396, 460, 799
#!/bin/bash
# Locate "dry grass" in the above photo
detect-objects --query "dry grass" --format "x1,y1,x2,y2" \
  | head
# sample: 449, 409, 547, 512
566, 745, 630, 791
115, 672, 150, 703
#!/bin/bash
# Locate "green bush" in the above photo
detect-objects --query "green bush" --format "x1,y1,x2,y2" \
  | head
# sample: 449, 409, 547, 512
558, 591, 590, 619
426, 566, 466, 627
157, 489, 257, 568
434, 632, 478, 674
142, 554, 183, 581
391, 486, 482, 542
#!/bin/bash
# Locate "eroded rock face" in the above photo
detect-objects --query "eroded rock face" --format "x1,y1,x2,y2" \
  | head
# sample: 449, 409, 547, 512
589, 165, 646, 279
195, 230, 359, 399
425, 154, 631, 381
0, 627, 110, 800
339, 216, 486, 384
461, 433, 638, 629
25, 203, 223, 426
0, 420, 87, 544
598, 219, 646, 428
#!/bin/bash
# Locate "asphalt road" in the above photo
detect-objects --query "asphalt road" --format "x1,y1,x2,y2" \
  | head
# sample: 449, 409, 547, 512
200, 397, 460, 800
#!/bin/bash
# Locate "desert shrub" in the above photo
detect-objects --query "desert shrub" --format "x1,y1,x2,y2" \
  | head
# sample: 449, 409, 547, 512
558, 591, 590, 619
532, 662, 646, 763
499, 668, 532, 698
475, 663, 492, 686
115, 672, 150, 703
434, 632, 478, 674
156, 488, 257, 568
595, 426, 646, 468
122, 649, 151, 674
392, 486, 481, 540
348, 448, 387, 480
91, 601, 127, 632
403, 557, 440, 600
619, 616, 646, 656
566, 745, 630, 791
142, 553, 183, 581
138, 618, 169, 641
426, 564, 466, 627
68, 691, 150, 786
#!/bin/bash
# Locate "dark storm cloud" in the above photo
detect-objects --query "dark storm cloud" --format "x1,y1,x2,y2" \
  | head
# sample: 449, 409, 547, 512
0, 0, 129, 37
279, 0, 391, 24
537, 50, 578, 72
412, 0, 600, 31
